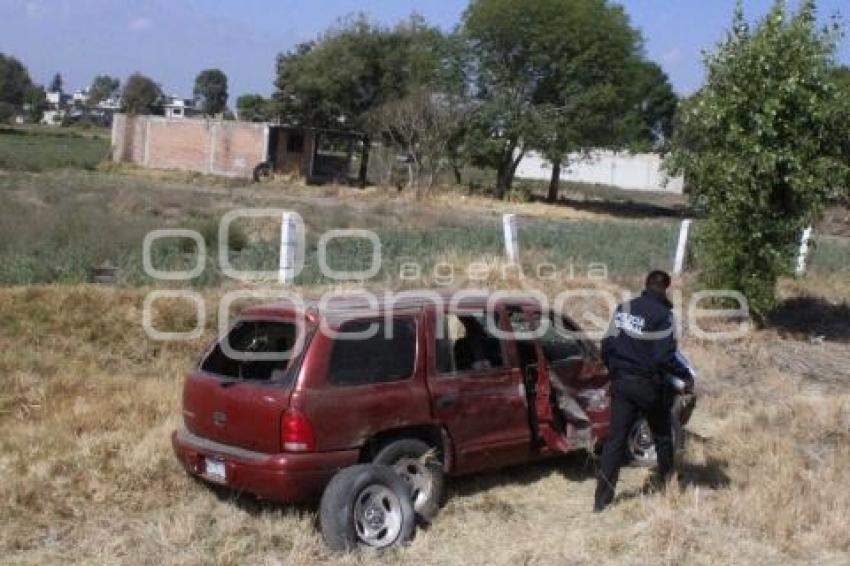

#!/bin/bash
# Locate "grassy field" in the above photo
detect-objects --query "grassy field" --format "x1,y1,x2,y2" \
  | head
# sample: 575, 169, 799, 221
1, 143, 849, 563
0, 127, 111, 172
0, 169, 847, 287
1, 279, 848, 564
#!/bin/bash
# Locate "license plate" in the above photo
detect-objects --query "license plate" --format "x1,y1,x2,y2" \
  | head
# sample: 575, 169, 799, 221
205, 458, 226, 483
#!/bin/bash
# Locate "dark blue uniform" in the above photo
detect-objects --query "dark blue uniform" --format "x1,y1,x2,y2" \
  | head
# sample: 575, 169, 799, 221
595, 290, 691, 510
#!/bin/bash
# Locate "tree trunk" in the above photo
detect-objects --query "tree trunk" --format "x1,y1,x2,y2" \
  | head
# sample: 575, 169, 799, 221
495, 141, 521, 200
452, 162, 463, 185
501, 148, 525, 198
547, 158, 561, 203
495, 159, 509, 200
358, 135, 371, 188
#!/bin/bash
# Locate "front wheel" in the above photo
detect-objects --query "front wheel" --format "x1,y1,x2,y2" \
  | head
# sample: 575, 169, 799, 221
627, 406, 685, 467
319, 464, 416, 552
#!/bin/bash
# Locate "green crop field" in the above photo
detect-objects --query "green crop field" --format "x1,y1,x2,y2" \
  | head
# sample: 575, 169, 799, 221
0, 126, 111, 171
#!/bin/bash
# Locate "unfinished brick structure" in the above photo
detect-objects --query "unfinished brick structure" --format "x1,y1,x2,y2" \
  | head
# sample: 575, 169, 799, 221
112, 114, 364, 182
111, 114, 267, 178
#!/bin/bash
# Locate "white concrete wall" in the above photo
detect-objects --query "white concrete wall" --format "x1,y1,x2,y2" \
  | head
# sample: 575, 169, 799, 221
516, 150, 684, 193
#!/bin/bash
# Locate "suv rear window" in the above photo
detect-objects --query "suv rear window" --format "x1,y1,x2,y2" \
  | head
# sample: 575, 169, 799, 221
328, 318, 416, 386
201, 320, 300, 382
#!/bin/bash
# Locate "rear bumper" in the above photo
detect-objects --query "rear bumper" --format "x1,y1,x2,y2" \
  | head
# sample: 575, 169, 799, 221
172, 428, 359, 503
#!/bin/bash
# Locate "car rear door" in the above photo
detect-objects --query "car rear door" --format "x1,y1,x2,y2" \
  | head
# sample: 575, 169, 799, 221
426, 306, 531, 474
182, 318, 303, 454
292, 314, 434, 452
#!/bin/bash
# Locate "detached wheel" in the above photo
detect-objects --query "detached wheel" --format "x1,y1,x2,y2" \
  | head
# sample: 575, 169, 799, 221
319, 464, 416, 552
627, 418, 657, 467
627, 412, 684, 467
252, 161, 273, 183
373, 439, 444, 523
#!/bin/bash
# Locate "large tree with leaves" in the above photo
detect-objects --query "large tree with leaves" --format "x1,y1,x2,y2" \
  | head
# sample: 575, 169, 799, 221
0, 54, 45, 123
462, 0, 672, 200
0, 54, 34, 107
273, 15, 447, 186
121, 73, 162, 115
49, 72, 63, 93
667, 1, 850, 317
194, 69, 228, 116
88, 75, 120, 105
236, 93, 273, 122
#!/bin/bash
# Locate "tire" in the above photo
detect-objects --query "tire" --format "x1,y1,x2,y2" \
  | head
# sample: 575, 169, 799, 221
628, 396, 688, 467
319, 464, 416, 552
252, 162, 273, 183
372, 439, 444, 523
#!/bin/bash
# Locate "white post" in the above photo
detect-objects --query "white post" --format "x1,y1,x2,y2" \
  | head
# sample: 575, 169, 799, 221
279, 212, 298, 284
796, 226, 813, 277
673, 219, 692, 275
503, 214, 520, 264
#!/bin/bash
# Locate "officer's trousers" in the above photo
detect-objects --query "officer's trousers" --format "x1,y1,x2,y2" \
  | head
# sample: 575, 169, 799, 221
594, 375, 674, 509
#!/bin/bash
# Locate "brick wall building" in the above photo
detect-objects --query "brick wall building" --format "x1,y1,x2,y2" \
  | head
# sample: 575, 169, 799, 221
111, 114, 363, 182
111, 114, 267, 178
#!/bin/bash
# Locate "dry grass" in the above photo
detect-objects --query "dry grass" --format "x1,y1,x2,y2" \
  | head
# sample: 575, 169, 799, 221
0, 275, 848, 565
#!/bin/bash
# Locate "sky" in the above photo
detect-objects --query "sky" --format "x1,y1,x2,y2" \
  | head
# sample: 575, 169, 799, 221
1, 0, 848, 99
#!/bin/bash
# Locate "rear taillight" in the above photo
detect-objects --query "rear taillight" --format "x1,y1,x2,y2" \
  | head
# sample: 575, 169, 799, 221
281, 409, 316, 452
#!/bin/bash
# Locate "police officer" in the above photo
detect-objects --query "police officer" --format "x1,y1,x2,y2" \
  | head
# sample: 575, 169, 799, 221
594, 270, 693, 512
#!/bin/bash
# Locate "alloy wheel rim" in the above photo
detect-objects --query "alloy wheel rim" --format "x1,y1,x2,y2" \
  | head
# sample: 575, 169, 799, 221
353, 485, 403, 548
629, 420, 657, 461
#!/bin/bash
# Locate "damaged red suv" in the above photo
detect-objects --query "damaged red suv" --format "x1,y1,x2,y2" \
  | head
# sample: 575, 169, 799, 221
172, 291, 695, 550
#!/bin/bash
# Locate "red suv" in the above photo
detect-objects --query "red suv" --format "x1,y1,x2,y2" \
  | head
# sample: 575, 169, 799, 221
172, 291, 694, 550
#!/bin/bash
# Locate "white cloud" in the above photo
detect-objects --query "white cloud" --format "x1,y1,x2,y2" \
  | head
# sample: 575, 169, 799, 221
129, 17, 152, 32
661, 47, 682, 65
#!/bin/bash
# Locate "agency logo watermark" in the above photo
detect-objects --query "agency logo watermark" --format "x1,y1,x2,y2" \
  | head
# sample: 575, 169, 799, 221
141, 208, 751, 361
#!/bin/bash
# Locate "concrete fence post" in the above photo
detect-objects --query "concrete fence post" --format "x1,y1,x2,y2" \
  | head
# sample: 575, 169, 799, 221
503, 214, 520, 264
279, 212, 300, 284
673, 219, 692, 275
796, 226, 814, 277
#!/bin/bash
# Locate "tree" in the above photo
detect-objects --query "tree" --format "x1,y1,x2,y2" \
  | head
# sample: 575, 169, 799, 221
236, 93, 273, 122
667, 1, 850, 317
194, 69, 228, 116
89, 75, 120, 105
0, 54, 35, 107
370, 90, 469, 195
0, 54, 39, 123
832, 65, 850, 92
121, 73, 162, 115
49, 72, 62, 93
461, 0, 549, 198
273, 15, 446, 186
462, 0, 672, 201
631, 61, 679, 149
24, 85, 47, 122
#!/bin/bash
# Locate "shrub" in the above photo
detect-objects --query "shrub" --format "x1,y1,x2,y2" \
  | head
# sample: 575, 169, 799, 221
667, 1, 850, 318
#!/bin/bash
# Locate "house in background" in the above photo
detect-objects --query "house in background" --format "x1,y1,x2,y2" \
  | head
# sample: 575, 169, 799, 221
162, 95, 196, 119
72, 88, 90, 105
45, 90, 71, 108
42, 89, 72, 125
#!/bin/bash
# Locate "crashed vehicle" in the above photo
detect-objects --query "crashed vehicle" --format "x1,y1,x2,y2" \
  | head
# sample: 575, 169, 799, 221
172, 291, 696, 551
